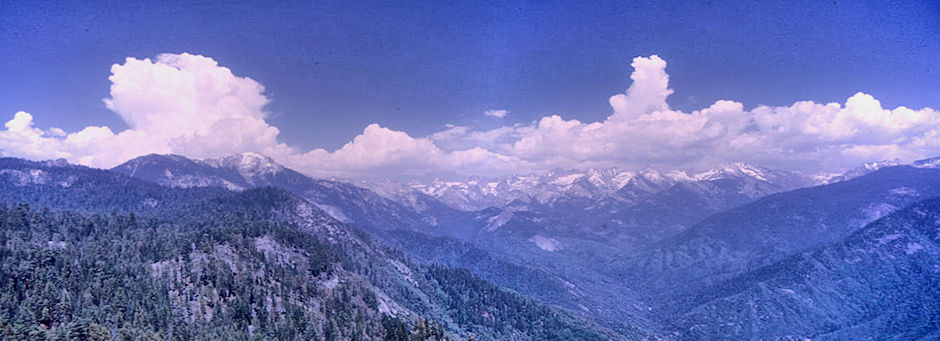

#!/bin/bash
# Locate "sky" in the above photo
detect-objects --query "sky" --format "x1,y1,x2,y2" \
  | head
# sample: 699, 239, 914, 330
0, 0, 938, 179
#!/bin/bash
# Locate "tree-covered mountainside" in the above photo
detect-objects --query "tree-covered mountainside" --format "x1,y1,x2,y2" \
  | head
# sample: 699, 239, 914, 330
0, 158, 619, 340
666, 196, 940, 339
8, 154, 940, 340
110, 154, 662, 336
0, 203, 404, 340
624, 166, 940, 300
105, 152, 940, 340
0, 158, 230, 215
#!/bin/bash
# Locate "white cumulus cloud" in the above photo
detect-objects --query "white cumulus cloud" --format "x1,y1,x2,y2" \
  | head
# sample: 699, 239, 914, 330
0, 53, 295, 168
1, 52, 938, 179
430, 55, 940, 173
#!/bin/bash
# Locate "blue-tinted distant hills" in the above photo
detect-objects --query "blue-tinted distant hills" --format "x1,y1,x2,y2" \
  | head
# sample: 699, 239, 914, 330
669, 195, 940, 339
98, 152, 940, 339
627, 165, 940, 298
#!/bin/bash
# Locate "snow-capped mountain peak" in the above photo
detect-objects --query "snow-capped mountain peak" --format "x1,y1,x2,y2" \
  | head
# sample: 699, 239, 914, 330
693, 162, 769, 181
816, 159, 902, 183
608, 170, 637, 188
664, 170, 694, 182
205, 152, 283, 180
548, 173, 585, 186
633, 167, 662, 182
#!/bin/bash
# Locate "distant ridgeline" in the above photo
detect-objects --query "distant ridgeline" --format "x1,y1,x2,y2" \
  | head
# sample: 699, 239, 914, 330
0, 157, 615, 340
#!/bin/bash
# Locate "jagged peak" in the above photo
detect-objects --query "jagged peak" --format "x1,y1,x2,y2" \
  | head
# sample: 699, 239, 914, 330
664, 170, 693, 182
636, 166, 664, 179
694, 162, 770, 182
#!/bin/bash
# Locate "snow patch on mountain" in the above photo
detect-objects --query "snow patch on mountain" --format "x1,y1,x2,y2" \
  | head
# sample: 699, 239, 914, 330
529, 235, 561, 252
610, 171, 637, 188
876, 233, 903, 245
485, 211, 514, 231
889, 187, 919, 197
314, 204, 351, 224
0, 168, 49, 186
904, 242, 924, 255
817, 159, 901, 183
694, 162, 768, 181
205, 152, 283, 182
864, 203, 898, 222
388, 259, 417, 286
550, 173, 585, 186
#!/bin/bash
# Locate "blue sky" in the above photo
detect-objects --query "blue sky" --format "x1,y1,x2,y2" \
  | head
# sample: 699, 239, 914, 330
1, 0, 938, 178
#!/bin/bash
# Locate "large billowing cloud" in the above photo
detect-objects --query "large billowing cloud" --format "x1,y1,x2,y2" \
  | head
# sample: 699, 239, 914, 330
0, 53, 296, 168
1, 52, 937, 178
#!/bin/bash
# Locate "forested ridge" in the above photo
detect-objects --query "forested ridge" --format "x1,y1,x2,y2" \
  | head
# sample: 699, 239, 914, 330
0, 202, 436, 340
0, 158, 616, 340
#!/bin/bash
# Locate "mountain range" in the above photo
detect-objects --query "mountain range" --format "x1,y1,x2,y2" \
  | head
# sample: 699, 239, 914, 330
0, 152, 936, 339
0, 157, 618, 340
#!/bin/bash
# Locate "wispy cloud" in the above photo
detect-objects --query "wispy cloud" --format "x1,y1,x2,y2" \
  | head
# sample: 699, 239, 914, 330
484, 109, 508, 118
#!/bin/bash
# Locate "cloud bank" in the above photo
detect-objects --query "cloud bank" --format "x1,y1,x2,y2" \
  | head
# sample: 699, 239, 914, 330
1, 52, 938, 178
